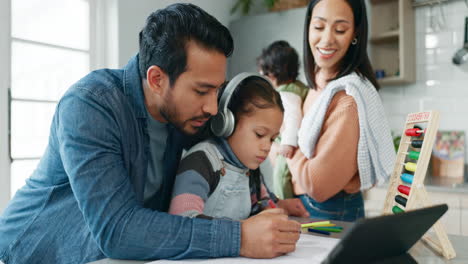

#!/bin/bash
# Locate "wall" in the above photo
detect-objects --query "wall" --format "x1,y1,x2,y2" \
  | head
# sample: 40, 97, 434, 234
228, 8, 307, 80
116, 0, 240, 67
378, 0, 468, 163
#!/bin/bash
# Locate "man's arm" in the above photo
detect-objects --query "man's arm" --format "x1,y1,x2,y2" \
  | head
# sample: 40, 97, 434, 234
56, 88, 240, 260
240, 211, 301, 258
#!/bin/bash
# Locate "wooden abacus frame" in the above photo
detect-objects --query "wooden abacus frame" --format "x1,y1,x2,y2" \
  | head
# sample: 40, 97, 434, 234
382, 111, 456, 259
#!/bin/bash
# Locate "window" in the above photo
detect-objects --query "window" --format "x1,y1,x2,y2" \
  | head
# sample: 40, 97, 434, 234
9, 0, 93, 196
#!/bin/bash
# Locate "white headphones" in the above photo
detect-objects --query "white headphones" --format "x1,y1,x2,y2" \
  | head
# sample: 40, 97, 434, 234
210, 72, 273, 138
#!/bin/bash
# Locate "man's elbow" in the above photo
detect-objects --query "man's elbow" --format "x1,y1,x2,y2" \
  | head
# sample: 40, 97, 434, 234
99, 241, 128, 259
96, 233, 139, 260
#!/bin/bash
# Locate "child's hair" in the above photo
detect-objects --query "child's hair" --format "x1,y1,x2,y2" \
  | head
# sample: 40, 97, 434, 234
256, 40, 299, 85
228, 77, 284, 125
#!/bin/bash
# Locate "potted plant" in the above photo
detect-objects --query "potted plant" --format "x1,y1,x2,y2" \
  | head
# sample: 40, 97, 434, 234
231, 0, 308, 15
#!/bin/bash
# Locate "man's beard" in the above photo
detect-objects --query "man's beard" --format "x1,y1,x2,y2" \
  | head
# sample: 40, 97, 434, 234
159, 98, 211, 135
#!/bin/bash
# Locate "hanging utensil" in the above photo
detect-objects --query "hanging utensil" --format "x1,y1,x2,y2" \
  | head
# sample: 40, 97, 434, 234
452, 17, 468, 65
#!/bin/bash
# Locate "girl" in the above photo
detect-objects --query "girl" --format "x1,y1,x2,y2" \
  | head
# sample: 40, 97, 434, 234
286, 0, 395, 221
169, 74, 308, 220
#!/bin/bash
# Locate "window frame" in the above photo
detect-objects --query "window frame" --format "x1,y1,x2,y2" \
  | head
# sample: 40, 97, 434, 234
1, 0, 107, 209
0, 0, 11, 212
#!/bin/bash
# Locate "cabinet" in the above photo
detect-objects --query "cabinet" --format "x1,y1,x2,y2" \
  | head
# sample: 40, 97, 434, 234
369, 0, 415, 85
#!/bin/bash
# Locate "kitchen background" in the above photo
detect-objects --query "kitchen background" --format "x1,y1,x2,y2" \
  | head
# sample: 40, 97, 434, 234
1, 0, 468, 233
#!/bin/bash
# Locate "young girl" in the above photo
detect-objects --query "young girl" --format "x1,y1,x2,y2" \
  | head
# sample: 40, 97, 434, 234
169, 74, 308, 220
287, 0, 395, 221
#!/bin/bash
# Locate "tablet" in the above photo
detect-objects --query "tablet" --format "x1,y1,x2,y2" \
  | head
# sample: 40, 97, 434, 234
322, 204, 448, 264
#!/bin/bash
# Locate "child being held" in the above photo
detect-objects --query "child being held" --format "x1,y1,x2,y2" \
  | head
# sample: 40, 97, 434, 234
257, 41, 309, 199
169, 73, 307, 220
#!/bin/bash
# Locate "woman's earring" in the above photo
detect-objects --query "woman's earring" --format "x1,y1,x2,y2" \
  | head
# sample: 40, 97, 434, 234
352, 38, 358, 45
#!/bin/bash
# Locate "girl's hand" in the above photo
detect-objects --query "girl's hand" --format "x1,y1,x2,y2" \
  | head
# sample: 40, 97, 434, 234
277, 198, 309, 218
259, 207, 287, 215
279, 145, 297, 159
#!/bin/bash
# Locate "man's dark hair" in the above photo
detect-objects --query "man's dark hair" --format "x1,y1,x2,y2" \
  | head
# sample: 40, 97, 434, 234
139, 3, 233, 85
256, 40, 300, 85
303, 0, 380, 90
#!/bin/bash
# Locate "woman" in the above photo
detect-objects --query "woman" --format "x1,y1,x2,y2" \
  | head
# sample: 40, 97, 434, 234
287, 0, 395, 221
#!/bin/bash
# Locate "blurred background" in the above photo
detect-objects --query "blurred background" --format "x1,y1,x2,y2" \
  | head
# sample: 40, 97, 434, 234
1, 0, 468, 235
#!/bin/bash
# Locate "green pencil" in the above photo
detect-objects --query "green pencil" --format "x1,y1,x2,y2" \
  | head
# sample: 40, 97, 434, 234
310, 226, 343, 233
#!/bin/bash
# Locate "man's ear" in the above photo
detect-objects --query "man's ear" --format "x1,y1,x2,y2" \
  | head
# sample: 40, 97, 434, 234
146, 65, 168, 95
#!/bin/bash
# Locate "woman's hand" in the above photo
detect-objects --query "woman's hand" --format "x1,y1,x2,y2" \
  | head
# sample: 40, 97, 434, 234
277, 198, 309, 218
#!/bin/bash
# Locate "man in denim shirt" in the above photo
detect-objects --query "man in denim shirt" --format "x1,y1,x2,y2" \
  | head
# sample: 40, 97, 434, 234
0, 3, 301, 264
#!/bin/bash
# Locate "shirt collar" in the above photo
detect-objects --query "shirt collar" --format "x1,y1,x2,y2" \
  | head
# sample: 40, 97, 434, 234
123, 54, 147, 119
214, 137, 247, 169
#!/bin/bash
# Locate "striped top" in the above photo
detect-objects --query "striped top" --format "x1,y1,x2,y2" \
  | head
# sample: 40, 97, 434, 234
169, 137, 274, 220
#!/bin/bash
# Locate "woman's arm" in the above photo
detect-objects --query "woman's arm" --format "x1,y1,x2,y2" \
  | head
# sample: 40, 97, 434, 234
288, 95, 360, 202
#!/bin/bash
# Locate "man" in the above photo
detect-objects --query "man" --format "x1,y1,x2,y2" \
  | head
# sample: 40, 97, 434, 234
0, 4, 300, 264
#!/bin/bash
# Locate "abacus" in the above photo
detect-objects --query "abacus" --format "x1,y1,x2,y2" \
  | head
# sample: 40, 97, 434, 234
382, 111, 456, 259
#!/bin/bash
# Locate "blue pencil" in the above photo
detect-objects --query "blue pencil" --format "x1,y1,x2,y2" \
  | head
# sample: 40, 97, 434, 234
308, 228, 331, 236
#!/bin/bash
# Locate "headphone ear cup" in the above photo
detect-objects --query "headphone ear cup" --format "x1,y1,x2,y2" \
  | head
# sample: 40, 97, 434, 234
210, 112, 226, 137
223, 109, 235, 137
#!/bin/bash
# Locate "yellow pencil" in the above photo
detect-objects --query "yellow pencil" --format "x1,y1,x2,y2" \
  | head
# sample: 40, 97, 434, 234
301, 221, 331, 228
307, 223, 336, 227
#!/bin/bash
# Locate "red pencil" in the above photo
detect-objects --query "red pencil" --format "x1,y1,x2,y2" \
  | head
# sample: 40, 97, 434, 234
268, 199, 277, 208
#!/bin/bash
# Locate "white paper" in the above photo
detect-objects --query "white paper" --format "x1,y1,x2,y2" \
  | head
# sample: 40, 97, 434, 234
147, 234, 339, 264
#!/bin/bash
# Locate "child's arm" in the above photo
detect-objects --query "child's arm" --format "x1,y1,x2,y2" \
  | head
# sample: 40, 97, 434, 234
278, 91, 303, 148
279, 144, 297, 159
169, 150, 220, 219
255, 172, 308, 217
254, 182, 308, 217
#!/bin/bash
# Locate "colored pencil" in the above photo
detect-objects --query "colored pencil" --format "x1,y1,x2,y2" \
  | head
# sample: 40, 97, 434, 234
308, 228, 331, 236
267, 199, 277, 208
310, 226, 343, 233
301, 221, 331, 228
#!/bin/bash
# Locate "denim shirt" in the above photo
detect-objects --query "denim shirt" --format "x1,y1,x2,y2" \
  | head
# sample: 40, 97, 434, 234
0, 55, 240, 264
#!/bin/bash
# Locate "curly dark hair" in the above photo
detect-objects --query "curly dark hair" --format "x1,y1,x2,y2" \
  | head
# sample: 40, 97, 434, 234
256, 40, 299, 85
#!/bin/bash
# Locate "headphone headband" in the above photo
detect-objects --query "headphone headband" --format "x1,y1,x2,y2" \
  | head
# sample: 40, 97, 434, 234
211, 72, 273, 137
218, 72, 272, 114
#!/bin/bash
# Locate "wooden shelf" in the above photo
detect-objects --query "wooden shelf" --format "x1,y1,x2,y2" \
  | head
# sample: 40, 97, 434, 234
371, 30, 399, 44
369, 0, 415, 86
377, 76, 410, 85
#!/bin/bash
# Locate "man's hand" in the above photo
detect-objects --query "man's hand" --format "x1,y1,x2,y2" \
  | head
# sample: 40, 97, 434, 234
239, 210, 301, 258
277, 198, 309, 218
279, 145, 296, 159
